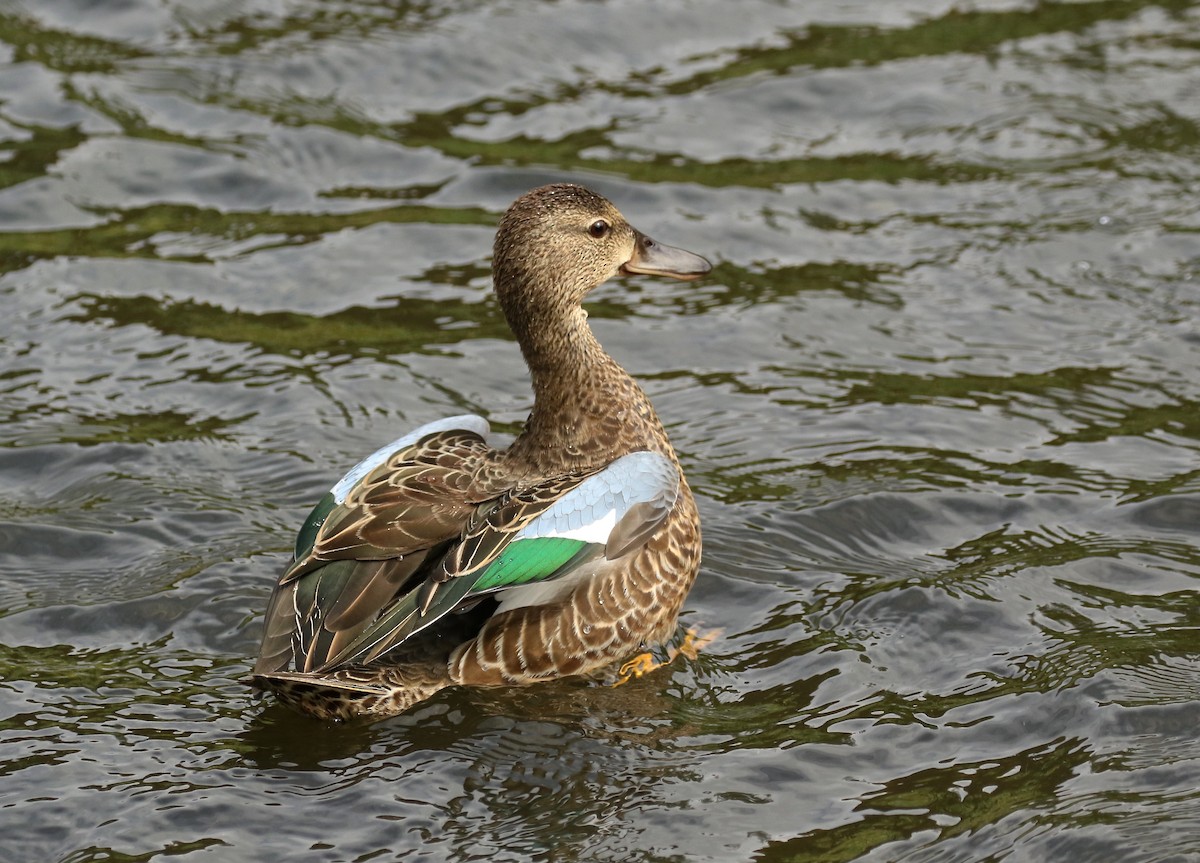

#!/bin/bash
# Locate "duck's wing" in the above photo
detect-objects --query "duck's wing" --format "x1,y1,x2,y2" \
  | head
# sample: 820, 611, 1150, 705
254, 415, 495, 675
318, 450, 681, 670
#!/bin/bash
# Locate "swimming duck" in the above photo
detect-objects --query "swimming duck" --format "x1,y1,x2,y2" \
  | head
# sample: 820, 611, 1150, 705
247, 183, 711, 720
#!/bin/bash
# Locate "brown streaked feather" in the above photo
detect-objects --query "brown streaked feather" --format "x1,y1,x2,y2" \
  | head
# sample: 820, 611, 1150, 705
254, 579, 301, 674
302, 431, 492, 567
257, 428, 505, 676
249, 661, 451, 722
324, 553, 427, 632
277, 429, 493, 582
604, 497, 674, 560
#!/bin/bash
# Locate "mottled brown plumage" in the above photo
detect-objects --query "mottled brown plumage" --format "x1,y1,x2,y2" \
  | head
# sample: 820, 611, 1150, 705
246, 184, 710, 720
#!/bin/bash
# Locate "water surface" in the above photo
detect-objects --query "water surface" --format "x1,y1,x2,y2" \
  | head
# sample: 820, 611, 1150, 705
1, 1, 1198, 861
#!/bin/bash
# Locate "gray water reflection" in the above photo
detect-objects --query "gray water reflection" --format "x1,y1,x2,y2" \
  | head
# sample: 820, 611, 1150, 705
2, 0, 1199, 861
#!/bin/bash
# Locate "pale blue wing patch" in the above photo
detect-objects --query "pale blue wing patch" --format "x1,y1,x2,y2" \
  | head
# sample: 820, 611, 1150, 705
329, 414, 490, 503
515, 451, 679, 547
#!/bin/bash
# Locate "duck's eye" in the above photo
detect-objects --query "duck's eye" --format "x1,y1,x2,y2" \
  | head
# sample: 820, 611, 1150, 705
587, 220, 610, 239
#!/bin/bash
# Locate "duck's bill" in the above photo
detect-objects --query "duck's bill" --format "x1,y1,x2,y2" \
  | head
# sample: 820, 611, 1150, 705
621, 230, 712, 281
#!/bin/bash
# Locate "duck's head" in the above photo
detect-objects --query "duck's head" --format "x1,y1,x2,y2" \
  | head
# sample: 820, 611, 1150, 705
492, 184, 711, 326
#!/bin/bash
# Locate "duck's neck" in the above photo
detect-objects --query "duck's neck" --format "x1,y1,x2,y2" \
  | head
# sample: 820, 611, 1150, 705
507, 306, 673, 476
518, 305, 603, 380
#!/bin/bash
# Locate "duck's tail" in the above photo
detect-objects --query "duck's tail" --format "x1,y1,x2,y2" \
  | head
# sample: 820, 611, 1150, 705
244, 663, 451, 721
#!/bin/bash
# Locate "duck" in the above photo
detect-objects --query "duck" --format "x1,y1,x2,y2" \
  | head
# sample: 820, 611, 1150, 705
246, 183, 712, 720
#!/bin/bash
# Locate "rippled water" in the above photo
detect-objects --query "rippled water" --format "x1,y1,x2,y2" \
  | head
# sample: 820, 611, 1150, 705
2, 1, 1199, 860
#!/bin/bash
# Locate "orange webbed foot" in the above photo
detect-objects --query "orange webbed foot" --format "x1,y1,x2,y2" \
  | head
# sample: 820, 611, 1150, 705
611, 626, 723, 686
671, 626, 723, 661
